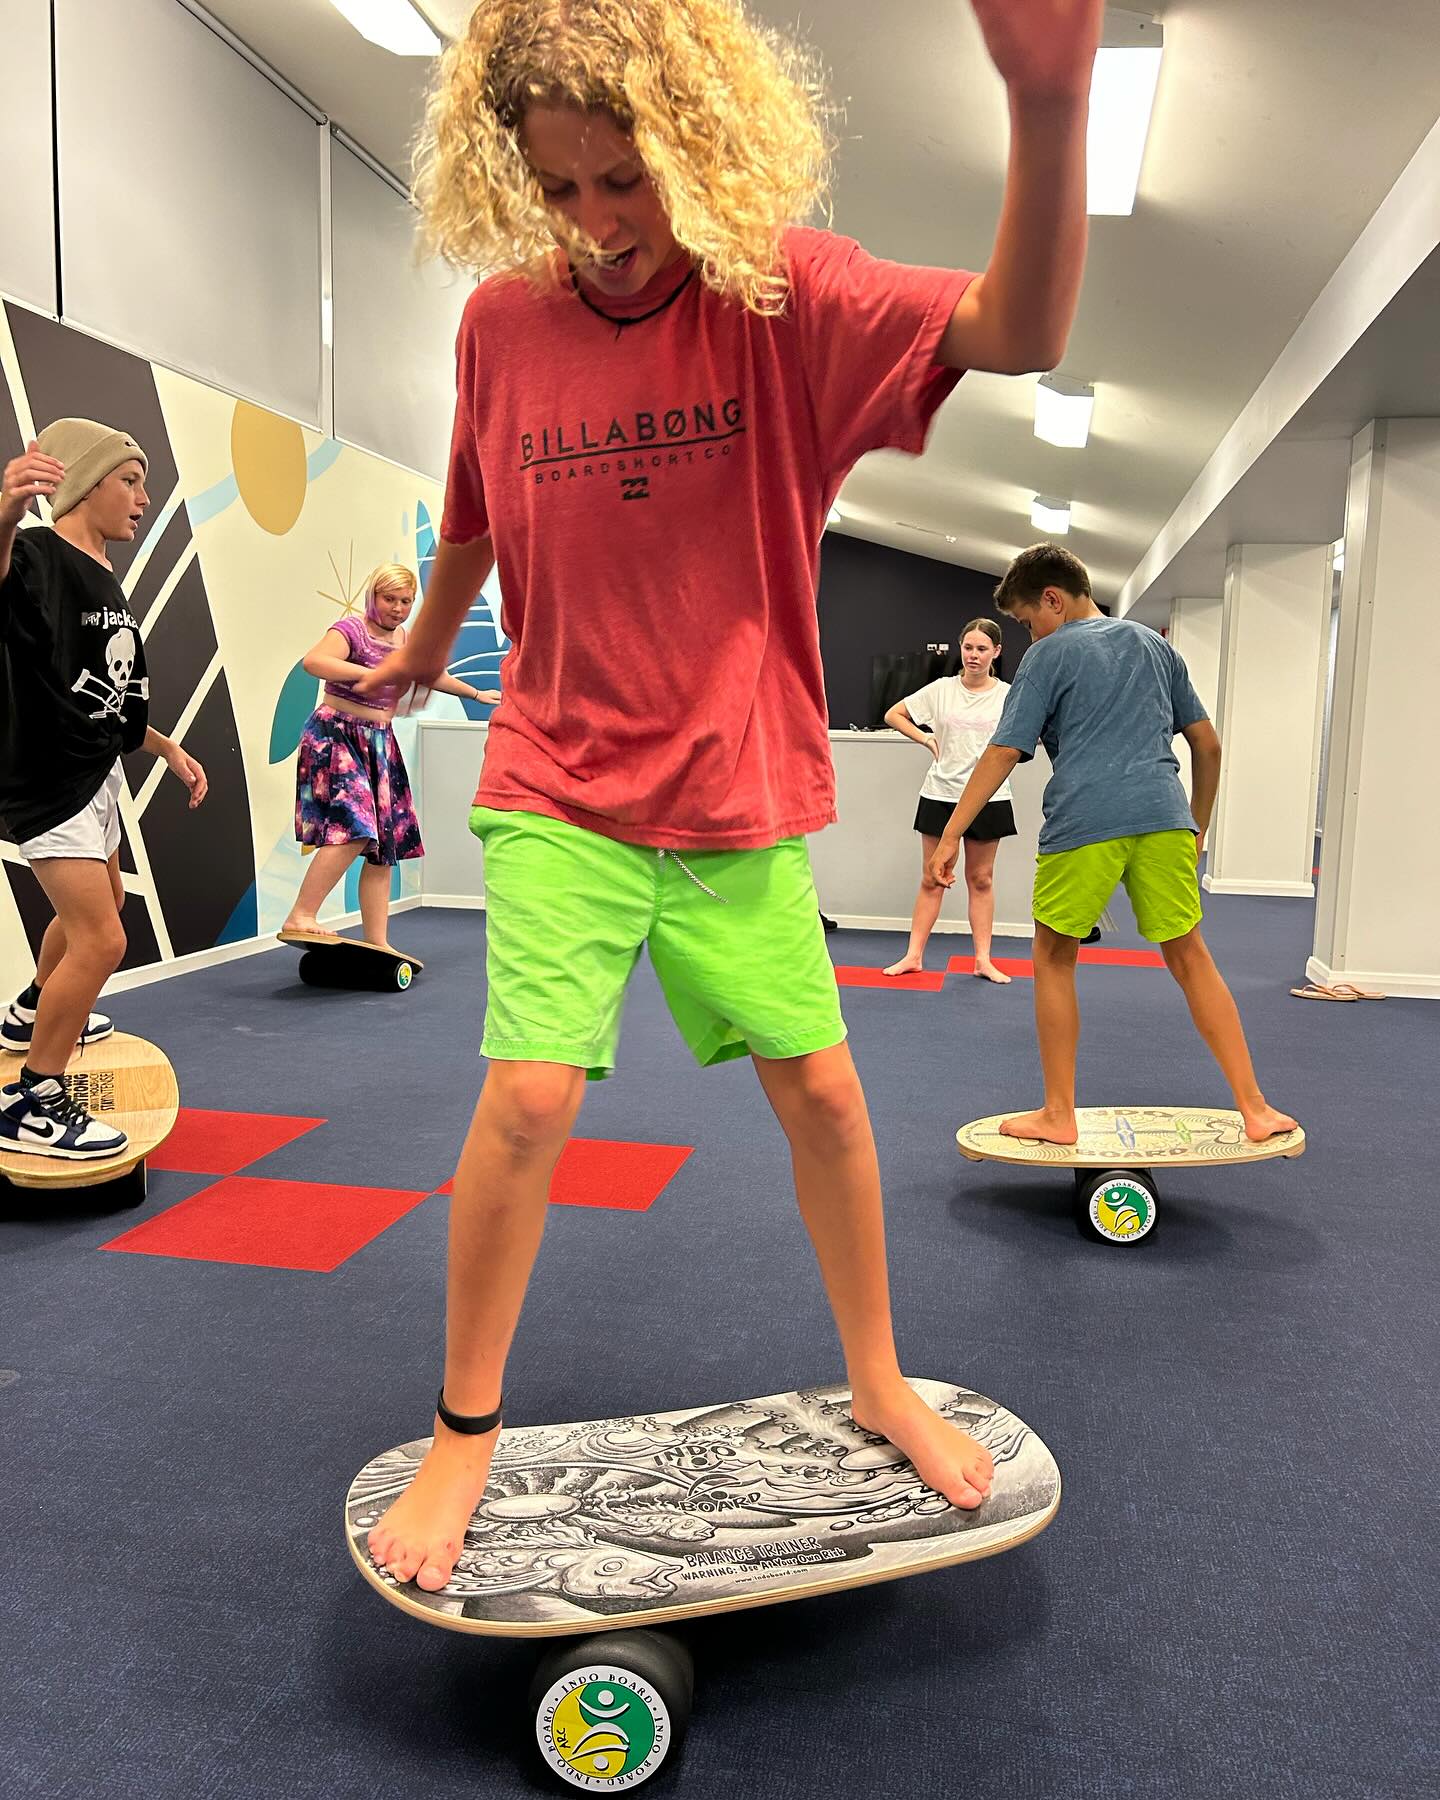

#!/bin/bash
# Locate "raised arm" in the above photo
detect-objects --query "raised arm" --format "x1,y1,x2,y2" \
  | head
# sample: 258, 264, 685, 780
938, 0, 1102, 375
1, 442, 65, 592
431, 673, 501, 704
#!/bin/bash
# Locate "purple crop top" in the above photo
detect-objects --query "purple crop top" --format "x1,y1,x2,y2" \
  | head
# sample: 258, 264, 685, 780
323, 617, 405, 711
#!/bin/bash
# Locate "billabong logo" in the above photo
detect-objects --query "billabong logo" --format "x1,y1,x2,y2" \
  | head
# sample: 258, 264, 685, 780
1089, 1177, 1155, 1243
519, 397, 744, 468
620, 477, 650, 502
537, 1666, 669, 1787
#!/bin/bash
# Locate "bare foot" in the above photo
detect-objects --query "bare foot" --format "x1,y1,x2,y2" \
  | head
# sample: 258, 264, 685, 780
851, 1379, 994, 1510
363, 941, 398, 955
1000, 1106, 1078, 1145
883, 955, 924, 976
366, 1417, 501, 1592
280, 913, 336, 939
973, 960, 1012, 985
1240, 1100, 1299, 1142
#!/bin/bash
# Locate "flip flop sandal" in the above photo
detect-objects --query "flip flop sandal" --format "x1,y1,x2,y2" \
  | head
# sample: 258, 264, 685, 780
1329, 983, 1386, 1000
1290, 984, 1357, 1001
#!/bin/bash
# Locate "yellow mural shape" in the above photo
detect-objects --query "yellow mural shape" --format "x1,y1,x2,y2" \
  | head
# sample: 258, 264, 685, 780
231, 402, 308, 535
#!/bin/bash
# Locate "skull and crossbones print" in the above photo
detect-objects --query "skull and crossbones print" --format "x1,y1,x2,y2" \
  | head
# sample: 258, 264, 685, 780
71, 627, 150, 720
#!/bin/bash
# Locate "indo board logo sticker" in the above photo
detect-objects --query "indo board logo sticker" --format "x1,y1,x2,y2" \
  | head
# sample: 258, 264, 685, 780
537, 1666, 669, 1787
1090, 1177, 1155, 1243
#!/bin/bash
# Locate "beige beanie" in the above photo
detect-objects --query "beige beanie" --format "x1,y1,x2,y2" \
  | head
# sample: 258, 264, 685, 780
37, 418, 148, 520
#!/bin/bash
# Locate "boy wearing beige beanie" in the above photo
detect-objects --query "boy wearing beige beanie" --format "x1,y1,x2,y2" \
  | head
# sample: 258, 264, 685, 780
0, 421, 209, 1162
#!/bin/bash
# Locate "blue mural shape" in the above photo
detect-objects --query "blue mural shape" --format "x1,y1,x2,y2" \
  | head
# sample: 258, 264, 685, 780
418, 501, 508, 721
270, 658, 321, 763
218, 881, 260, 946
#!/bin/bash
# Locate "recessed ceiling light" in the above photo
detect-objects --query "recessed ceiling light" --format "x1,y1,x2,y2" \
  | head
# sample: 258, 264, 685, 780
1031, 495, 1072, 535
1035, 374, 1096, 448
328, 0, 440, 57
1088, 10, 1164, 216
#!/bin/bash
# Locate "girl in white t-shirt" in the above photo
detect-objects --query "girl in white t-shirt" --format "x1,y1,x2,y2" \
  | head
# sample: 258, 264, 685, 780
882, 618, 1018, 982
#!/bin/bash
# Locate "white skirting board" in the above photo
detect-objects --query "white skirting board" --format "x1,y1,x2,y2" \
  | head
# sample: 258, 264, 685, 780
99, 895, 424, 995
1202, 876, 1316, 898
418, 893, 487, 911
1306, 957, 1440, 1002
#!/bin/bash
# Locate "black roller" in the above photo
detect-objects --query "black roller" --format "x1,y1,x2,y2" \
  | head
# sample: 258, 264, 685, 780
528, 1627, 693, 1790
1075, 1167, 1160, 1246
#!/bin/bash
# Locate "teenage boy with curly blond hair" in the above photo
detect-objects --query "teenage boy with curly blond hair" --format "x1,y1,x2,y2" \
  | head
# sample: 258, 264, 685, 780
364, 0, 1105, 1591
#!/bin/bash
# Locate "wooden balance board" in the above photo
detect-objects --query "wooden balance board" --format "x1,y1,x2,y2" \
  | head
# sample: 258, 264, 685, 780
349, 1380, 1057, 1790
956, 1106, 1306, 1170
348, 1380, 1058, 1790
0, 1032, 178, 1193
956, 1106, 1306, 1247
277, 930, 423, 991
346, 1378, 1059, 1638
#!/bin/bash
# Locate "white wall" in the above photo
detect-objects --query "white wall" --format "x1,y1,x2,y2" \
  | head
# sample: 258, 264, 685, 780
0, 0, 56, 315
1205, 543, 1331, 896
56, 0, 325, 425
1311, 419, 1440, 998
331, 143, 473, 482
1167, 596, 1223, 799
417, 722, 491, 904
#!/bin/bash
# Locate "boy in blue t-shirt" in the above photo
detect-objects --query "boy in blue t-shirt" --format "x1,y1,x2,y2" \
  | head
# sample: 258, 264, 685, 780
928, 544, 1296, 1146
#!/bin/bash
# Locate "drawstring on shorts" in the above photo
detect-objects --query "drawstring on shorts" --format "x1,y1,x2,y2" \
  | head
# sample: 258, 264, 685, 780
657, 848, 729, 904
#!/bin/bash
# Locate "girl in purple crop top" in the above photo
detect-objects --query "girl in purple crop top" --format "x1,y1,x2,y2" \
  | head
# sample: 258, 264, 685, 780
281, 562, 500, 949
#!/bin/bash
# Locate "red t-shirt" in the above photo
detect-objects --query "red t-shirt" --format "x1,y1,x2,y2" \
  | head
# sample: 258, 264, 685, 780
443, 226, 973, 850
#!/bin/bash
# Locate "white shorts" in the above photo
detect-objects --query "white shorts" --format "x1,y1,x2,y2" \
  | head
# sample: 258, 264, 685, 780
17, 761, 125, 863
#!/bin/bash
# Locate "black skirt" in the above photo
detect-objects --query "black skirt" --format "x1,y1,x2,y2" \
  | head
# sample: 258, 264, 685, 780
913, 796, 1018, 842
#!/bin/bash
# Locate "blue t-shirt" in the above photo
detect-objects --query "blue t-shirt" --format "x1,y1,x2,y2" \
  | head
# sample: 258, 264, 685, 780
992, 616, 1208, 853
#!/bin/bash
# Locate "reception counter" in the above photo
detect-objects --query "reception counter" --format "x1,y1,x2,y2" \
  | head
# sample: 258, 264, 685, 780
413, 722, 1046, 940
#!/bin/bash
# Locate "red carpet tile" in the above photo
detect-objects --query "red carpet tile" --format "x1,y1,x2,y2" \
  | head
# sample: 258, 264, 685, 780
148, 1107, 326, 1176
103, 1175, 430, 1272
1077, 947, 1166, 969
433, 1138, 694, 1213
946, 954, 1035, 979
834, 965, 946, 992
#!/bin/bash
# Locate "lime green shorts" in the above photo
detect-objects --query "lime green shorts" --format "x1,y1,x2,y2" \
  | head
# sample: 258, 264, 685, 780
470, 808, 847, 1079
1033, 829, 1202, 943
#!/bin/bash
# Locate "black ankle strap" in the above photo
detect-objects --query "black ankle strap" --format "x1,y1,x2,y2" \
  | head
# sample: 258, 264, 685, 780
436, 1388, 504, 1436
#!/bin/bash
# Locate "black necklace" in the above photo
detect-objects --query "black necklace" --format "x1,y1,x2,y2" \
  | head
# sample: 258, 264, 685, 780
570, 263, 696, 338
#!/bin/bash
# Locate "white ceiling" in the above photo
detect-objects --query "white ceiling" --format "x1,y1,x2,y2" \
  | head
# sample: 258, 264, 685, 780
198, 0, 1440, 603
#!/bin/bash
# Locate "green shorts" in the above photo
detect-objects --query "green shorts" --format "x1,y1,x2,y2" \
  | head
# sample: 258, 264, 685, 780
470, 808, 847, 1079
1033, 829, 1202, 943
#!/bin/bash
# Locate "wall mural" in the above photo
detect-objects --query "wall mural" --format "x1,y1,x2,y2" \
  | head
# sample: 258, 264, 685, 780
0, 302, 506, 996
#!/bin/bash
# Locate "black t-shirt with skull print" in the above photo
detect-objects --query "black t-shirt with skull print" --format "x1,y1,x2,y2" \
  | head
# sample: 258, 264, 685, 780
0, 526, 150, 841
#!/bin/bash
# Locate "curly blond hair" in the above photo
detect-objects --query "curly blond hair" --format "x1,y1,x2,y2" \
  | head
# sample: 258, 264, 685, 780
414, 0, 833, 315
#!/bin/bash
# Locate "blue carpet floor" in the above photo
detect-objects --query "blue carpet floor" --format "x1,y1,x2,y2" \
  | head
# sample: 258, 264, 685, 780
2, 888, 1435, 1799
